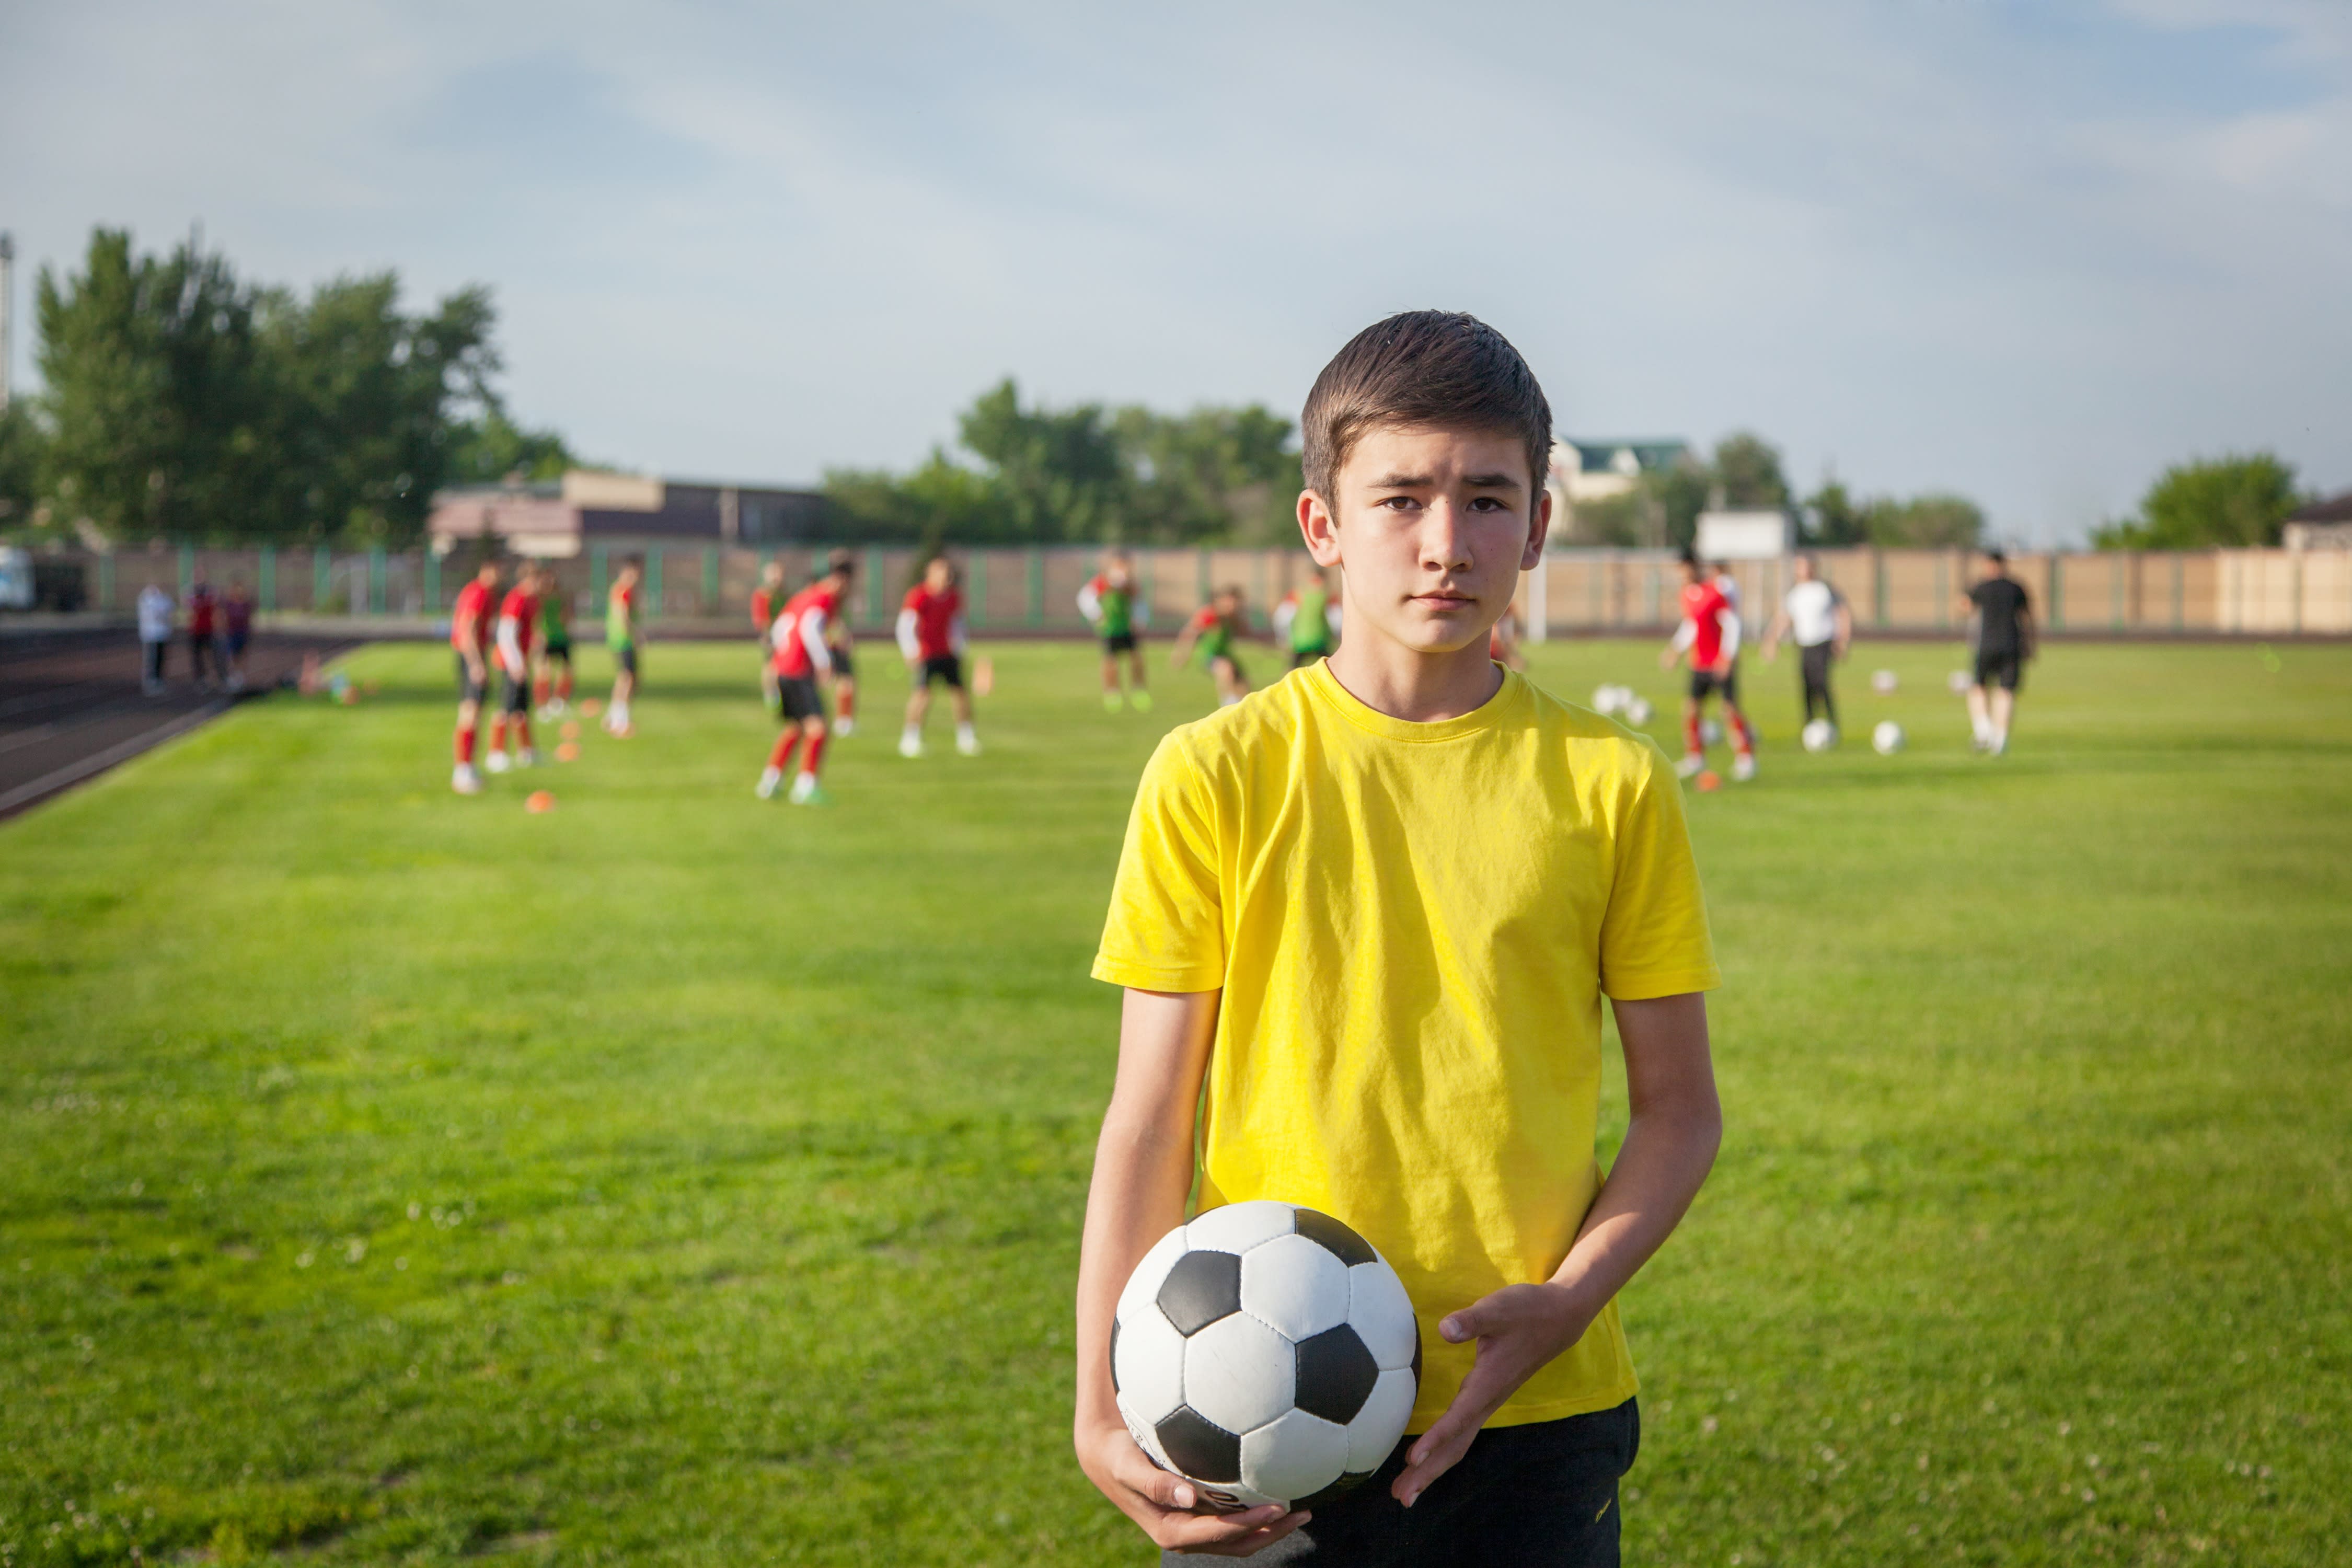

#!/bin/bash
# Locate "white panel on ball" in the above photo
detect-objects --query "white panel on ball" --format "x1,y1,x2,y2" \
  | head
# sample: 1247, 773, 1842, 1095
1345, 1367, 1419, 1472
1120, 1398, 1175, 1472
1183, 1314, 1295, 1436
1239, 1409, 1352, 1504
1116, 1227, 1192, 1329
1238, 1233, 1352, 1341
1344, 1262, 1419, 1371
1185, 1201, 1297, 1255
1112, 1300, 1189, 1424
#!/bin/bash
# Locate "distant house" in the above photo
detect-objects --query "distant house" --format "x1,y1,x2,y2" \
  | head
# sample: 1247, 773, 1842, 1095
428, 470, 829, 557
2282, 491, 2352, 551
1543, 438, 1693, 547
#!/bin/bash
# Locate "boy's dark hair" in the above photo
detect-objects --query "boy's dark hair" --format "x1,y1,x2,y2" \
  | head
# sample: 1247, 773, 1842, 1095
1301, 311, 1554, 501
827, 547, 857, 577
1679, 548, 1701, 572
1985, 547, 2008, 565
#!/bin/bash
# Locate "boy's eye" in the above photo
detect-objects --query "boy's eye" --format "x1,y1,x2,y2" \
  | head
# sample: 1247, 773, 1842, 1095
1377, 495, 1420, 511
1468, 497, 1511, 512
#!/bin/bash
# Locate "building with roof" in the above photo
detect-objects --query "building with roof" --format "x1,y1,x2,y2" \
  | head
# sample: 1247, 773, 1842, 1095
428, 470, 829, 557
2283, 490, 2352, 551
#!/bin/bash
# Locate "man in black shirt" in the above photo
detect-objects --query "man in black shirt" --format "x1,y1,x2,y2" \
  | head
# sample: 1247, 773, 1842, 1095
1965, 548, 2034, 755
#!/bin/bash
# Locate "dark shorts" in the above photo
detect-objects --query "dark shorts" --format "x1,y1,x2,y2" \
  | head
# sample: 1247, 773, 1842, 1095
500, 668, 532, 716
1210, 653, 1247, 684
778, 674, 825, 723
1974, 649, 2022, 690
1800, 641, 1833, 686
612, 644, 638, 676
1689, 666, 1739, 704
226, 630, 250, 658
1105, 632, 1138, 656
1162, 1400, 1639, 1567
829, 644, 856, 679
455, 651, 488, 704
920, 654, 964, 689
543, 640, 571, 664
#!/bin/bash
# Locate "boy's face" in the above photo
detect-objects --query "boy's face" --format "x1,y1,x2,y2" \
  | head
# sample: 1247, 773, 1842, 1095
1301, 424, 1547, 656
926, 561, 952, 591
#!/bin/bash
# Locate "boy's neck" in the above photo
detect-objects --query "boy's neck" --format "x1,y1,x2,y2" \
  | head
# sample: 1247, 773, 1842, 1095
1323, 610, 1505, 723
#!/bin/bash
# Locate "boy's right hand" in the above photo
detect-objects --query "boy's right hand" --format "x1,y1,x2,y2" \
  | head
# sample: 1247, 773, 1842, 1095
1075, 1418, 1308, 1557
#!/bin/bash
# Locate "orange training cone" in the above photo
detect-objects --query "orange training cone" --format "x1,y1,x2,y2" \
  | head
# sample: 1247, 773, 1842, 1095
525, 790, 556, 813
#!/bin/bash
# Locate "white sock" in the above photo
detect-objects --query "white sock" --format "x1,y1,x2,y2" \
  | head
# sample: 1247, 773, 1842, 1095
956, 723, 977, 745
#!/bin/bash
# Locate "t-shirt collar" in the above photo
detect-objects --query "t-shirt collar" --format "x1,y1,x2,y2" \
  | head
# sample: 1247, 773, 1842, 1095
1304, 660, 1525, 743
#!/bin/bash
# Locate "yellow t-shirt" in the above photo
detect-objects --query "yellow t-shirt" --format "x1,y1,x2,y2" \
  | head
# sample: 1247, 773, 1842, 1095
1093, 661, 1719, 1431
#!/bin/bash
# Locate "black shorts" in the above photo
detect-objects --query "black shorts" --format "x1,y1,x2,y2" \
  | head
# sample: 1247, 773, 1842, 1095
778, 675, 825, 722
226, 630, 250, 658
829, 644, 855, 679
1974, 649, 2022, 690
455, 651, 488, 704
612, 645, 638, 676
1688, 666, 1739, 704
1211, 653, 1248, 685
1104, 632, 1138, 656
500, 668, 531, 716
1159, 1400, 1640, 1568
543, 640, 571, 665
920, 654, 964, 689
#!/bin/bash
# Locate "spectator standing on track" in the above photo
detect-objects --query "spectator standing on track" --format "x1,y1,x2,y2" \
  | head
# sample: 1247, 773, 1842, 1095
1761, 554, 1850, 732
187, 581, 221, 691
897, 554, 979, 758
604, 558, 642, 737
1965, 548, 2035, 756
222, 578, 255, 693
137, 581, 175, 696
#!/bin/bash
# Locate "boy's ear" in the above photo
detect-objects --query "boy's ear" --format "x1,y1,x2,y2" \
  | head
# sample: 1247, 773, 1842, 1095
1522, 486, 1553, 572
1299, 489, 1344, 568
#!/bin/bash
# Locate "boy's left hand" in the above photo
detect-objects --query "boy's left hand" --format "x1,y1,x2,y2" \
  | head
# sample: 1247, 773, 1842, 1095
1389, 1282, 1594, 1508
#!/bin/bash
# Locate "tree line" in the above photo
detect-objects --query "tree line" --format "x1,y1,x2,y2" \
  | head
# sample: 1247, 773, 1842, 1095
0, 229, 575, 545
1566, 431, 1989, 550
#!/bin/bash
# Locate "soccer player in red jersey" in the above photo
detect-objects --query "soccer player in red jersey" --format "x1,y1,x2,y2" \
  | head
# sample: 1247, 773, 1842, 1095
822, 547, 861, 737
758, 556, 855, 803
1659, 549, 1756, 781
486, 563, 544, 774
896, 553, 979, 758
751, 558, 786, 716
449, 559, 502, 794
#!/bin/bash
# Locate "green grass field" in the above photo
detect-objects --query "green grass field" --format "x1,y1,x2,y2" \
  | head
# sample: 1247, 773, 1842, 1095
4, 635, 2348, 1567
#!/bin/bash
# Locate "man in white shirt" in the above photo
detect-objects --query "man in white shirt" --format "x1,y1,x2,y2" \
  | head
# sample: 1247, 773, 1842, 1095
1761, 554, 1851, 731
136, 582, 175, 696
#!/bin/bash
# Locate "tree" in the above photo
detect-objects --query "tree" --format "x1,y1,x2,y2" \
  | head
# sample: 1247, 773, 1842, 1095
1711, 431, 1789, 510
2092, 454, 2301, 549
1802, 477, 1867, 546
0, 402, 42, 527
824, 448, 1015, 546
1863, 492, 1984, 548
959, 378, 1126, 543
1114, 403, 1300, 545
446, 408, 578, 486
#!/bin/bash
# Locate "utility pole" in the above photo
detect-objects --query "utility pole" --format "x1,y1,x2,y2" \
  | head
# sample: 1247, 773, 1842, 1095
0, 232, 14, 413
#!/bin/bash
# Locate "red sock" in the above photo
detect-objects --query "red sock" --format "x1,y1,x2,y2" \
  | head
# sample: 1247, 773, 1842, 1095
534, 674, 549, 706
456, 726, 476, 764
1683, 711, 1702, 754
514, 717, 532, 751
836, 689, 855, 721
558, 669, 573, 700
489, 716, 506, 752
801, 733, 827, 778
768, 731, 802, 771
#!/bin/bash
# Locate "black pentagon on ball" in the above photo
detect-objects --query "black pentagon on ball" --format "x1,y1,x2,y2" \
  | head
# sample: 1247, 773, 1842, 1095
1155, 1404, 1242, 1483
1292, 1207, 1378, 1267
1157, 1249, 1242, 1335
1294, 1323, 1380, 1424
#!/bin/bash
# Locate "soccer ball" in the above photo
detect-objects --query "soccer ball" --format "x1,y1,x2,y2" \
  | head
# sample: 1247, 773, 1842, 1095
1872, 720, 1906, 755
1947, 670, 1971, 694
1871, 670, 1898, 695
1113, 1201, 1421, 1513
1623, 697, 1654, 725
1590, 683, 1628, 716
1801, 719, 1837, 752
1699, 717, 1724, 746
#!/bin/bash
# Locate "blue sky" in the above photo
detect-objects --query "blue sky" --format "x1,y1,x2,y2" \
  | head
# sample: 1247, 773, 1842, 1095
3, 0, 2345, 543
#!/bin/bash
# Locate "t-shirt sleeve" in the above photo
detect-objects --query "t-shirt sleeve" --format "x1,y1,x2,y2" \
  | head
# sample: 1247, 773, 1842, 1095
1598, 744, 1722, 1000
1092, 733, 1226, 993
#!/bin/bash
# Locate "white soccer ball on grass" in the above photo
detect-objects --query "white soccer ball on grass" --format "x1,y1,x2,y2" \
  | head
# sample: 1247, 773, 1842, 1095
1872, 670, 1899, 695
1590, 684, 1628, 716
1947, 670, 1971, 695
1113, 1201, 1421, 1513
1872, 720, 1906, 755
1802, 719, 1838, 753
1623, 697, 1654, 725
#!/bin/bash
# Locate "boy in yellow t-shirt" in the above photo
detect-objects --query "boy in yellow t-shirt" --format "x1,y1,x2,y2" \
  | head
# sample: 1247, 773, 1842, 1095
1074, 312, 1724, 1565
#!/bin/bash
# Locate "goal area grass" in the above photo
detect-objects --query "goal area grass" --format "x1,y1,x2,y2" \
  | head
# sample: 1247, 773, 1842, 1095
3, 636, 2346, 1566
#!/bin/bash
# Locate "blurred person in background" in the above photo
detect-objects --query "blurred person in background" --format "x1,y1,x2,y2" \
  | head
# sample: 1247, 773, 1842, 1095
825, 547, 861, 737
187, 580, 221, 691
1966, 548, 2035, 755
1170, 584, 1253, 706
751, 558, 787, 716
1761, 554, 1850, 732
222, 577, 255, 693
604, 558, 643, 737
137, 580, 175, 696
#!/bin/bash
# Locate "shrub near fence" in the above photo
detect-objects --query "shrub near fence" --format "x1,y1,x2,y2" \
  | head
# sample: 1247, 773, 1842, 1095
16, 541, 2352, 638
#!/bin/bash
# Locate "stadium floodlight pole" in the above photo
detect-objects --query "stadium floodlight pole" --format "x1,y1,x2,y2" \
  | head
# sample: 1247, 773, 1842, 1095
0, 230, 14, 413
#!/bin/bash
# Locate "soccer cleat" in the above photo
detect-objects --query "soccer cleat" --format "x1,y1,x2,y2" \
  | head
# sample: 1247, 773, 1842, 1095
788, 773, 828, 805
833, 717, 856, 739
756, 766, 783, 800
517, 748, 540, 769
1732, 753, 1757, 782
1676, 754, 1704, 780
956, 727, 982, 757
1130, 689, 1154, 712
898, 731, 924, 759
484, 751, 513, 775
452, 764, 482, 795
1103, 691, 1124, 713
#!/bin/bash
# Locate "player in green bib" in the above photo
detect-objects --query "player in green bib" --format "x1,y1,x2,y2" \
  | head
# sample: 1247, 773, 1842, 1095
1078, 548, 1153, 712
603, 558, 642, 736
1275, 568, 1341, 667
534, 582, 574, 718
1169, 584, 1251, 707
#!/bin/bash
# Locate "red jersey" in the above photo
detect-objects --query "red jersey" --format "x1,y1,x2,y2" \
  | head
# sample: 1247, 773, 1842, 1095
902, 585, 963, 661
188, 588, 216, 636
497, 587, 540, 672
1681, 581, 1734, 668
452, 580, 497, 651
771, 584, 840, 679
751, 586, 777, 636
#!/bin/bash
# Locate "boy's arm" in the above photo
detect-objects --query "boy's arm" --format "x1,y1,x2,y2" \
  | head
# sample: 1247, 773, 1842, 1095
1390, 991, 1721, 1509
1074, 987, 1311, 1557
1657, 617, 1694, 671
1761, 606, 1789, 659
